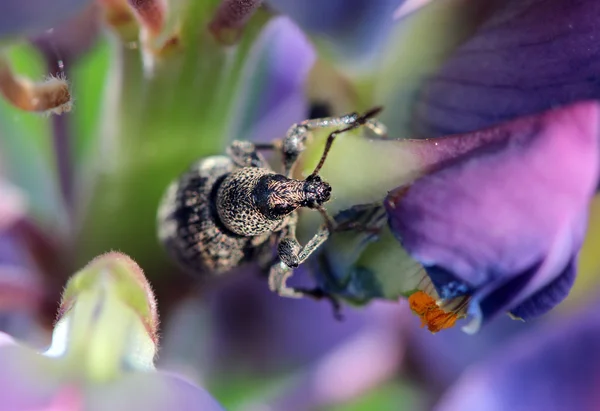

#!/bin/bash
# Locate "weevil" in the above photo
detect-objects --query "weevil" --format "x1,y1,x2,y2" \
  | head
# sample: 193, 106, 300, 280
157, 107, 385, 307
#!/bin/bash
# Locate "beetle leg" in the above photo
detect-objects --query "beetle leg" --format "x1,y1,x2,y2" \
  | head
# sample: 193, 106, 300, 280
226, 140, 268, 168
247, 108, 385, 176
278, 113, 359, 177
269, 219, 329, 292
268, 224, 328, 288
296, 224, 330, 264
271, 204, 385, 292
267, 256, 343, 320
277, 236, 301, 267
268, 261, 305, 298
275, 213, 331, 268
277, 107, 384, 177
273, 213, 300, 268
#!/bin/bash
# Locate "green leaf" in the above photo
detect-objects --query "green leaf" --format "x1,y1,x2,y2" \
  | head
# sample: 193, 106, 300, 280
70, 37, 112, 170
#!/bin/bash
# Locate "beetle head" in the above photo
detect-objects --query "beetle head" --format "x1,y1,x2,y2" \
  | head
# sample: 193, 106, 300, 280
301, 174, 331, 209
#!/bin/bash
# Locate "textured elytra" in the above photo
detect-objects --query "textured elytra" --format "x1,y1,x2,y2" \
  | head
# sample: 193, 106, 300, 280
158, 156, 271, 274
217, 167, 280, 236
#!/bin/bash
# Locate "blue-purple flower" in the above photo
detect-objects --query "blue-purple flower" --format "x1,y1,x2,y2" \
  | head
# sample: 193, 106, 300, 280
0, 0, 92, 39
433, 293, 600, 411
287, 0, 600, 334
1, 0, 600, 409
387, 102, 599, 332
384, 0, 600, 332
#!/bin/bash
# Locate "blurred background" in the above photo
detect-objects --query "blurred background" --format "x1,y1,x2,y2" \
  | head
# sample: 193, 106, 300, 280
1, 0, 600, 410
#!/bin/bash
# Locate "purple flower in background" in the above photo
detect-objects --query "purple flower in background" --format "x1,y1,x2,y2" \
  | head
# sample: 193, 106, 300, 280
414, 0, 600, 137
386, 102, 599, 332
407, 314, 531, 398
288, 0, 600, 335
266, 0, 400, 66
0, 0, 92, 39
433, 292, 600, 411
204, 269, 387, 373
382, 0, 600, 333
1, 0, 600, 409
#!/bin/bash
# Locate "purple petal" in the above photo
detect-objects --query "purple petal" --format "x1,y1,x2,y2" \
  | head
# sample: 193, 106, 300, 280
375, 0, 496, 137
415, 0, 600, 137
408, 315, 530, 389
204, 267, 380, 373
386, 102, 600, 327
0, 0, 94, 39
0, 344, 65, 410
0, 331, 15, 347
434, 298, 600, 411
89, 372, 225, 411
509, 258, 576, 320
227, 16, 315, 143
266, 0, 400, 66
0, 343, 225, 411
253, 302, 407, 411
32, 4, 101, 65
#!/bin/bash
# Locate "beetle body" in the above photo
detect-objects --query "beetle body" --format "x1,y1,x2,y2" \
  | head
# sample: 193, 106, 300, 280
158, 156, 273, 274
158, 147, 331, 276
157, 108, 384, 303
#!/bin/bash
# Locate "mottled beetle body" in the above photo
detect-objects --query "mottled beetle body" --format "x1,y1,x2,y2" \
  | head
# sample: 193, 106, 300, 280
158, 108, 385, 303
158, 155, 266, 274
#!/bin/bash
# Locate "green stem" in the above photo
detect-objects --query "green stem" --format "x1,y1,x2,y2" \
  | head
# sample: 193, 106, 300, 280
75, 1, 269, 278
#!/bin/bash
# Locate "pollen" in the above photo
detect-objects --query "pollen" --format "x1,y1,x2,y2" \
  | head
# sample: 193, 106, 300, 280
408, 290, 464, 333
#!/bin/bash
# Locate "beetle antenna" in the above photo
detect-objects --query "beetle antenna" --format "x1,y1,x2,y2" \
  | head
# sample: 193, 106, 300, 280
309, 106, 383, 177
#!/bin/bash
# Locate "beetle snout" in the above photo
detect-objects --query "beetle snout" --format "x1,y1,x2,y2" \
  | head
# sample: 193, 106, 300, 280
319, 182, 332, 203
303, 176, 331, 207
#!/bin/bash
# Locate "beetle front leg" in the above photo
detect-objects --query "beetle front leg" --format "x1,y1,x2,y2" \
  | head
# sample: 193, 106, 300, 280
278, 113, 358, 177
296, 224, 330, 264
269, 224, 330, 294
278, 236, 301, 268
268, 261, 304, 298
267, 256, 343, 319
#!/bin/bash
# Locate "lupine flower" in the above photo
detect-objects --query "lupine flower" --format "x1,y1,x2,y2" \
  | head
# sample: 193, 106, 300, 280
289, 0, 600, 334
433, 290, 600, 411
0, 251, 224, 410
1, 0, 600, 409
